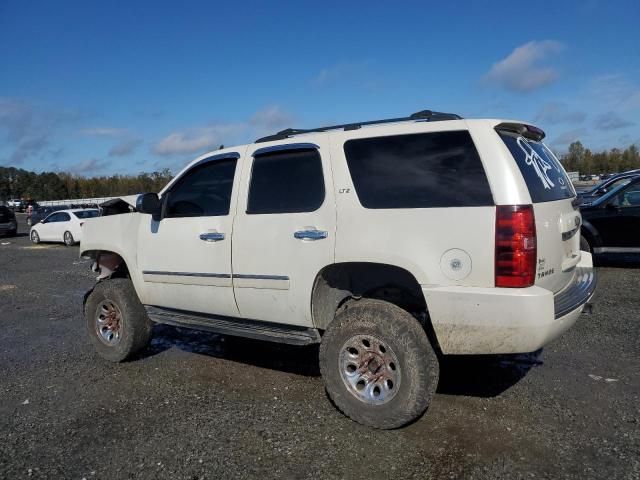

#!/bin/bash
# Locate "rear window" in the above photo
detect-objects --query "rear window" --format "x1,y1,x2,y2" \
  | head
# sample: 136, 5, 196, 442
72, 210, 99, 219
343, 131, 494, 209
499, 133, 574, 203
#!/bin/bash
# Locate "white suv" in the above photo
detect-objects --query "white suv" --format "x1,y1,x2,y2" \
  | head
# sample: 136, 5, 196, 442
80, 110, 596, 429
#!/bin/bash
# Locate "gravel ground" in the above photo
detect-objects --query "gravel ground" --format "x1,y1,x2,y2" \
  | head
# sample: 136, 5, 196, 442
0, 214, 639, 480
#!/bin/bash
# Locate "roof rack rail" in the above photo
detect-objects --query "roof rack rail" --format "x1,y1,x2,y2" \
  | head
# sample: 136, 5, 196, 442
255, 109, 463, 143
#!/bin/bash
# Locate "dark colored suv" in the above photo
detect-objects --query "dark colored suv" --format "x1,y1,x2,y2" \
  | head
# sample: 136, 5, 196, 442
0, 206, 18, 237
581, 176, 640, 254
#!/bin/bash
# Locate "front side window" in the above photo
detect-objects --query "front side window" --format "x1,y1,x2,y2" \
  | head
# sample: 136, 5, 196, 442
612, 182, 640, 208
247, 149, 325, 214
166, 158, 237, 217
344, 131, 494, 209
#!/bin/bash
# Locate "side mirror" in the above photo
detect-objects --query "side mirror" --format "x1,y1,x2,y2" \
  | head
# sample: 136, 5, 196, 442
136, 193, 161, 217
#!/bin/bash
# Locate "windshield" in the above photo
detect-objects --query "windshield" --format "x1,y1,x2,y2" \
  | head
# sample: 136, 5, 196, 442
72, 210, 99, 219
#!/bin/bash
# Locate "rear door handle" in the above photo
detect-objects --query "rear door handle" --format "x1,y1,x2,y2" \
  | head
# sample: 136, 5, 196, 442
294, 229, 328, 241
199, 232, 225, 242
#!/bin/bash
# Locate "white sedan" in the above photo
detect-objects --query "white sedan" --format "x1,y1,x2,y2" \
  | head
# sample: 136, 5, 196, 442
30, 209, 99, 246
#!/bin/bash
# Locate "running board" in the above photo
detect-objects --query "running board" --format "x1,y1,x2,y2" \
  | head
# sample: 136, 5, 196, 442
145, 305, 321, 346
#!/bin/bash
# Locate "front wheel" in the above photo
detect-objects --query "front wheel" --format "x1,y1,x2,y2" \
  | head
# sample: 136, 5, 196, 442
85, 278, 153, 362
320, 299, 439, 429
30, 230, 40, 244
580, 235, 592, 253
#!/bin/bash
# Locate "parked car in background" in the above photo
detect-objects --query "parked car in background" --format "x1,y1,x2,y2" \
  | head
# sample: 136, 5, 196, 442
578, 170, 640, 205
28, 206, 66, 226
7, 199, 23, 212
580, 176, 640, 254
0, 206, 18, 237
30, 208, 99, 246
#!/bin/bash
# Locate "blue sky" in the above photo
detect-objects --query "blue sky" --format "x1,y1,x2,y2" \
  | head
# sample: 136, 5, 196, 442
1, 0, 639, 175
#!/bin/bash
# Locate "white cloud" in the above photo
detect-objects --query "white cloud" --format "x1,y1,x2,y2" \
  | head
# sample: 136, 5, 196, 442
66, 158, 109, 174
589, 75, 640, 112
79, 127, 129, 137
249, 105, 293, 131
0, 98, 79, 166
551, 128, 588, 147
152, 106, 295, 156
483, 40, 564, 92
152, 123, 244, 156
108, 137, 142, 157
312, 61, 370, 86
595, 111, 635, 131
534, 102, 586, 125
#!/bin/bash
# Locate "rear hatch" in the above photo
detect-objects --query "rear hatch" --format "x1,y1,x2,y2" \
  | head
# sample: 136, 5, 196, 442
498, 128, 580, 294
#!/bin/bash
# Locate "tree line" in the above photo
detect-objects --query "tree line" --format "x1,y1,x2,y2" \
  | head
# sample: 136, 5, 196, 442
0, 167, 174, 201
559, 142, 640, 174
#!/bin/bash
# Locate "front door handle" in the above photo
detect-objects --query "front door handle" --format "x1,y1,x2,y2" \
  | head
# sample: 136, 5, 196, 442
199, 232, 225, 242
294, 229, 328, 241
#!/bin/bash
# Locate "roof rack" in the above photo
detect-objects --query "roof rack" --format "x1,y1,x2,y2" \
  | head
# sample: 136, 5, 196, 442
254, 109, 463, 143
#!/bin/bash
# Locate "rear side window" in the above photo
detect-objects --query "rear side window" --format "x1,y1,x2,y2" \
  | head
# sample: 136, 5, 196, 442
72, 210, 99, 219
247, 149, 325, 214
166, 158, 237, 217
498, 133, 574, 203
343, 131, 494, 209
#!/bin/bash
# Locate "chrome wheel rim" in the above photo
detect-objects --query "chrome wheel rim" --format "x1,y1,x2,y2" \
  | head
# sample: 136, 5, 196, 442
31, 231, 39, 243
339, 334, 401, 405
64, 232, 73, 245
95, 300, 123, 346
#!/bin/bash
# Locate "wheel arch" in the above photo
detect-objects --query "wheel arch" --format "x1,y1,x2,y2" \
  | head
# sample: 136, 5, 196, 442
310, 262, 440, 351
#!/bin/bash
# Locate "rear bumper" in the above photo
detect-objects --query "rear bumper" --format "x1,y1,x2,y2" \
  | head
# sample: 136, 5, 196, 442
423, 252, 596, 355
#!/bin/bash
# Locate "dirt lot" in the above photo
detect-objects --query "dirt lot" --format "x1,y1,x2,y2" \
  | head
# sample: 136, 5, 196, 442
1, 214, 639, 479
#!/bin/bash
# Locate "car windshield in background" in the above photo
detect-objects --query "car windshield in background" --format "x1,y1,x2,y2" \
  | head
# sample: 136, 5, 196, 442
72, 210, 99, 219
499, 133, 574, 203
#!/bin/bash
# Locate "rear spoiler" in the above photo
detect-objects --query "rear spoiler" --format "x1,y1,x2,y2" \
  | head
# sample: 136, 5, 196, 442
495, 122, 546, 142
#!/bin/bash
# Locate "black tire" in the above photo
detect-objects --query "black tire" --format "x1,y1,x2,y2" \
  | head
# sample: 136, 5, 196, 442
63, 231, 75, 246
85, 278, 152, 362
320, 299, 439, 429
30, 230, 40, 244
580, 235, 592, 253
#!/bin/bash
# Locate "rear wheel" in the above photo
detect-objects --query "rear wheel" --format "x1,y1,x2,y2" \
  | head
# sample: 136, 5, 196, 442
85, 278, 152, 362
30, 230, 40, 244
580, 235, 592, 253
320, 299, 439, 429
63, 231, 75, 246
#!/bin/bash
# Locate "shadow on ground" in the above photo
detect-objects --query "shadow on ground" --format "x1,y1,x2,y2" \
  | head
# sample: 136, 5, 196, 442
436, 351, 542, 397
140, 324, 540, 396
141, 324, 321, 377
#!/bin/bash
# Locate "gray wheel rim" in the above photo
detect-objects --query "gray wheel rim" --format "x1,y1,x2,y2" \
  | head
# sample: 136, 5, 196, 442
95, 300, 123, 346
31, 231, 39, 243
338, 334, 401, 405
64, 232, 73, 245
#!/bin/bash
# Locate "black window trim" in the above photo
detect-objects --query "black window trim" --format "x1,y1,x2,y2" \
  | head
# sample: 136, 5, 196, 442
164, 154, 240, 218
343, 129, 495, 210
246, 145, 326, 215
253, 142, 319, 157
162, 152, 241, 200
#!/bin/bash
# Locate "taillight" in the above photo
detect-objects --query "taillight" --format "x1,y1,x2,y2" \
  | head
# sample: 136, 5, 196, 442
495, 205, 536, 288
